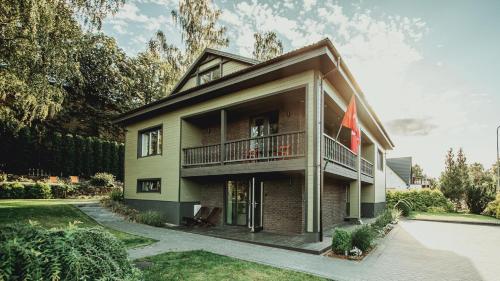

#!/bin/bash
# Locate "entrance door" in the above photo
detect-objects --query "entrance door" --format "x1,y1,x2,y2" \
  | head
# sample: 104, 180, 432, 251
249, 177, 263, 232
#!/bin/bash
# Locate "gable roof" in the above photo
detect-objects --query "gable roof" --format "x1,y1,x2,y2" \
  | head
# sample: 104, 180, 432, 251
114, 38, 395, 149
386, 157, 412, 185
170, 48, 260, 94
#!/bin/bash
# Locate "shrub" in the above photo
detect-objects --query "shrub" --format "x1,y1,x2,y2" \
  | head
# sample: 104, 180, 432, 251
386, 188, 454, 213
351, 224, 376, 252
50, 184, 74, 198
0, 173, 6, 182
465, 184, 495, 214
0, 224, 141, 280
110, 188, 123, 201
90, 172, 115, 188
373, 208, 394, 230
24, 182, 52, 199
101, 198, 139, 219
331, 229, 351, 255
135, 211, 165, 227
0, 183, 24, 199
483, 194, 500, 219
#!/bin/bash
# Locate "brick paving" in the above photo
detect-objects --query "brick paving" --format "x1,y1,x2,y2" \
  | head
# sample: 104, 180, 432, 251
78, 203, 498, 281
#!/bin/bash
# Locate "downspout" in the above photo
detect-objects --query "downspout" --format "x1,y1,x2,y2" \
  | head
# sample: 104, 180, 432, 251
319, 56, 340, 242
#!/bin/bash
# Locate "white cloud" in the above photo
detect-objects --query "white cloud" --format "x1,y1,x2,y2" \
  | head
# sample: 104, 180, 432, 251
303, 0, 316, 11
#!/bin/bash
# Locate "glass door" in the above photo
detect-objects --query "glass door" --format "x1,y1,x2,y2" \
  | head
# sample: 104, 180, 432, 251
225, 180, 249, 226
249, 177, 263, 232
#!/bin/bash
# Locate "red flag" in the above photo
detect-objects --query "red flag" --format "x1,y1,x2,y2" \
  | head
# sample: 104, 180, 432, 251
341, 96, 360, 154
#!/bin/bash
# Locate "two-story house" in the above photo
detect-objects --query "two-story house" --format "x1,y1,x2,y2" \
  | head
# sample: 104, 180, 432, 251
114, 38, 394, 242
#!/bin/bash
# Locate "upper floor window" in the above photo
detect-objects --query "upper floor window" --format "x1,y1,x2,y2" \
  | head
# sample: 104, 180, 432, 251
377, 149, 384, 171
137, 178, 161, 193
198, 66, 221, 85
139, 126, 162, 157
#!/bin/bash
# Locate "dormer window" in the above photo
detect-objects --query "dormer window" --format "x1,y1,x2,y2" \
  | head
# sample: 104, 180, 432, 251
198, 66, 221, 85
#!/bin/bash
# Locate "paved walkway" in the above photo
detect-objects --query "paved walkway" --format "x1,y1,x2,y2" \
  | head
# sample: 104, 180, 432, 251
77, 204, 498, 281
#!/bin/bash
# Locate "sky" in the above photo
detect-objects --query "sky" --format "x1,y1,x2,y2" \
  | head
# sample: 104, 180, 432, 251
101, 0, 500, 177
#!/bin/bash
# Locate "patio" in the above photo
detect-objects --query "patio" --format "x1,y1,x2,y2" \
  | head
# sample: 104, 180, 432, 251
171, 220, 375, 255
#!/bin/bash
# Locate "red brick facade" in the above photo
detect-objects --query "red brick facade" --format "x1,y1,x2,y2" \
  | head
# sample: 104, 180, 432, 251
322, 178, 348, 230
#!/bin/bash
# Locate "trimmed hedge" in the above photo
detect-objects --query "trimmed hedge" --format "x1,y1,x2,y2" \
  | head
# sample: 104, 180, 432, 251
0, 224, 141, 280
386, 188, 454, 213
0, 180, 117, 199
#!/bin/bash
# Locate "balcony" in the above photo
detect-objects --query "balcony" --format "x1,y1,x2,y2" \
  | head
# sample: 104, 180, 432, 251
183, 131, 305, 167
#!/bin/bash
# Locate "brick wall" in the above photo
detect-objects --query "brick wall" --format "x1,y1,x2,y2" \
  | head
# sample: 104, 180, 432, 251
263, 176, 304, 234
199, 182, 224, 225
322, 178, 347, 230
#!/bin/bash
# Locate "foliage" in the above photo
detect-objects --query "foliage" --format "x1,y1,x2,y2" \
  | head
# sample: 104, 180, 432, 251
50, 184, 74, 199
331, 229, 351, 255
0, 124, 123, 179
412, 164, 425, 179
386, 188, 454, 213
135, 211, 166, 227
23, 182, 52, 199
373, 208, 400, 230
253, 31, 284, 61
0, 223, 141, 280
483, 194, 500, 219
439, 148, 470, 207
110, 188, 124, 202
465, 163, 496, 214
101, 198, 139, 219
0, 173, 6, 182
90, 172, 115, 188
0, 0, 124, 129
351, 224, 376, 252
0, 182, 24, 199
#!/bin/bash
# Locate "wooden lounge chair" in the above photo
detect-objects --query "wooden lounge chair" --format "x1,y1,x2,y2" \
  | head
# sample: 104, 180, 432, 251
49, 176, 58, 184
69, 176, 79, 184
200, 207, 222, 227
183, 206, 210, 226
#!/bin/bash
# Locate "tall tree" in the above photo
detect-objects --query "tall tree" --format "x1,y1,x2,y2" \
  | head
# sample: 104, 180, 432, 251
412, 164, 425, 179
0, 0, 124, 129
253, 31, 284, 61
439, 148, 463, 207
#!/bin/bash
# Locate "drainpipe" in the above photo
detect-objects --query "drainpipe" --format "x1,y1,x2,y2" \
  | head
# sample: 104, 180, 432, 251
319, 57, 340, 242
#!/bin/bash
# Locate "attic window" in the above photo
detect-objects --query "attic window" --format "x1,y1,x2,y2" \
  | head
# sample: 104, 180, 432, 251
198, 66, 221, 85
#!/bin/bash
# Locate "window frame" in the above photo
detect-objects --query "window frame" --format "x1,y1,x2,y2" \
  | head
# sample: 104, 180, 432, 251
197, 65, 221, 85
136, 178, 161, 193
137, 125, 163, 158
377, 149, 384, 171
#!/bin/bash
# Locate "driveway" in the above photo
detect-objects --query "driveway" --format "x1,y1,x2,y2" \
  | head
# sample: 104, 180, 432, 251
78, 204, 499, 281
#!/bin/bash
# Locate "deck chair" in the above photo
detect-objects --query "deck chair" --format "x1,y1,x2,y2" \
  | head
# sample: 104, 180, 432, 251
183, 206, 210, 226
200, 207, 222, 227
49, 176, 58, 184
69, 176, 79, 184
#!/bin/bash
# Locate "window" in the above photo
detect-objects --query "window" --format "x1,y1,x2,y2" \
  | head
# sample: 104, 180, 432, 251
137, 178, 161, 193
198, 66, 221, 85
138, 126, 162, 157
377, 149, 384, 171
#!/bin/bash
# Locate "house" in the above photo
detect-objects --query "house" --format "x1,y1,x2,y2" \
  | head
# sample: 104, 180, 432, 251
114, 38, 394, 241
386, 157, 412, 190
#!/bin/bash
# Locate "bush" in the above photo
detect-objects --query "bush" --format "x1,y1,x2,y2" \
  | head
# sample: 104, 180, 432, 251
110, 188, 123, 201
331, 229, 351, 255
351, 224, 376, 252
483, 194, 500, 219
24, 182, 52, 199
0, 224, 141, 280
101, 198, 139, 219
465, 184, 495, 214
387, 188, 454, 213
373, 208, 394, 230
90, 172, 115, 188
135, 211, 165, 227
50, 184, 74, 198
0, 182, 25, 199
0, 173, 6, 182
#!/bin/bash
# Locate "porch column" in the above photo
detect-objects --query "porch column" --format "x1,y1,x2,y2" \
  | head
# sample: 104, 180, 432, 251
349, 138, 362, 222
220, 109, 226, 164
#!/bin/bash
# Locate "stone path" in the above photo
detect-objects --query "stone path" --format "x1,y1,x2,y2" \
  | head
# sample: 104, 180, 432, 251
77, 203, 498, 281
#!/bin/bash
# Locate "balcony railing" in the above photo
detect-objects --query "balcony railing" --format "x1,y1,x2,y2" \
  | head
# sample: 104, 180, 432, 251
323, 134, 357, 170
182, 131, 305, 167
361, 158, 374, 177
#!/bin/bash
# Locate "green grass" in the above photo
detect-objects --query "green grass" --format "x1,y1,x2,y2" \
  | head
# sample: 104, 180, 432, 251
409, 211, 500, 224
137, 250, 327, 281
0, 199, 156, 248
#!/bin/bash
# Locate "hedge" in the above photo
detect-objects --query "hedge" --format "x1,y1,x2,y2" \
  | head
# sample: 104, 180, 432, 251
0, 181, 116, 199
0, 124, 124, 180
386, 188, 454, 213
0, 224, 141, 280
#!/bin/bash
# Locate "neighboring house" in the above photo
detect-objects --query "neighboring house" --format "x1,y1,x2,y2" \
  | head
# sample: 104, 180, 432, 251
386, 157, 412, 190
114, 39, 394, 241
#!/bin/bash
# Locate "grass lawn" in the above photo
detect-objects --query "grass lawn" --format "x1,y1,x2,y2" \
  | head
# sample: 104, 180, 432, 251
0, 199, 156, 248
409, 211, 500, 224
137, 250, 326, 281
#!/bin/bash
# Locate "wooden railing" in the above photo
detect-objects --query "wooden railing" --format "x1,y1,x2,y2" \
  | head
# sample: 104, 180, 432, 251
361, 158, 374, 177
323, 134, 357, 171
224, 131, 305, 163
182, 144, 221, 167
182, 131, 305, 167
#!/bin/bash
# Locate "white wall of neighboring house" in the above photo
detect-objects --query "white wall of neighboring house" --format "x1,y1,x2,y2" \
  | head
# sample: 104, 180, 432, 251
386, 165, 408, 190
